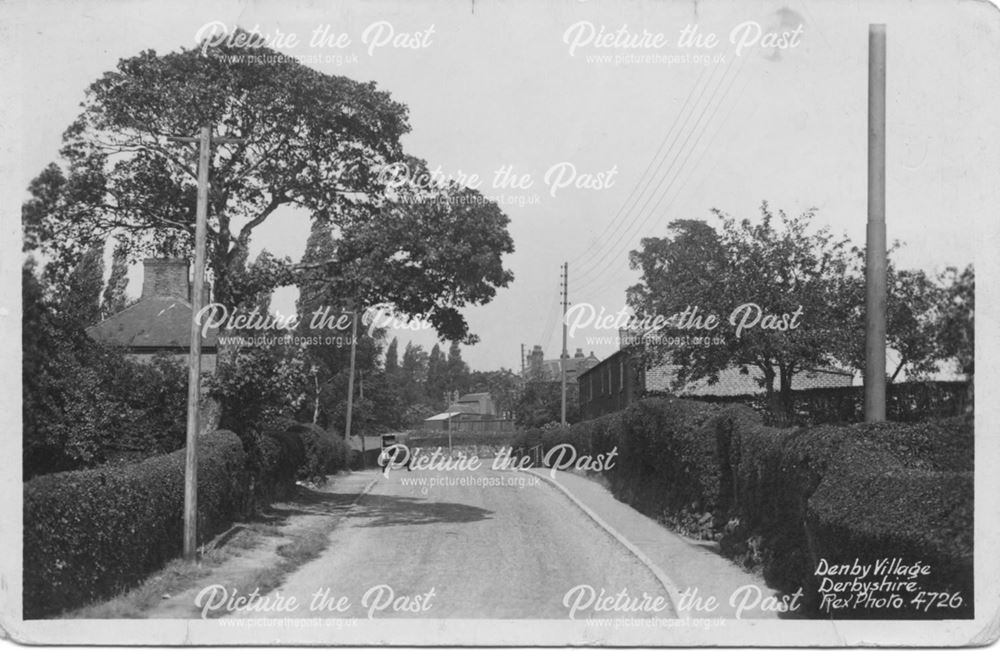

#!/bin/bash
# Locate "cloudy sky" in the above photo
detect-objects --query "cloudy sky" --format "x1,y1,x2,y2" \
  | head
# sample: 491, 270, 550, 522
7, 0, 998, 371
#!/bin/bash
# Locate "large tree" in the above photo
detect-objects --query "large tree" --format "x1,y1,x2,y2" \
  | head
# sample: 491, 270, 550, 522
101, 242, 130, 318
839, 260, 946, 383
426, 343, 448, 408
937, 264, 974, 378
445, 341, 471, 396
628, 203, 858, 421
23, 32, 513, 342
60, 244, 105, 330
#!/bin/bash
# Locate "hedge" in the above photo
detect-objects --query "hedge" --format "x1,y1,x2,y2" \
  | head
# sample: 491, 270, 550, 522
545, 398, 974, 618
23, 431, 248, 619
250, 428, 305, 504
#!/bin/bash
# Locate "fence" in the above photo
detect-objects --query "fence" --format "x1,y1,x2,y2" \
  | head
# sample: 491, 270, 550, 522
422, 418, 516, 433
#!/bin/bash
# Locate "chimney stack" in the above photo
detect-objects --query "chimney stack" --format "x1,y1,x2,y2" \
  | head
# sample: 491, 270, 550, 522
141, 258, 211, 304
141, 258, 190, 300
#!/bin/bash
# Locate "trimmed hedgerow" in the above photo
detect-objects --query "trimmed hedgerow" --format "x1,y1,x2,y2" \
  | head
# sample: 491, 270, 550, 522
23, 431, 247, 619
541, 398, 726, 536
714, 413, 974, 615
559, 399, 974, 618
804, 467, 973, 617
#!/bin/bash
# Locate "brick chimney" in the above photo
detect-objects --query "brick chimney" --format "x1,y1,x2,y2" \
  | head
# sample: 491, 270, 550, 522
141, 258, 190, 300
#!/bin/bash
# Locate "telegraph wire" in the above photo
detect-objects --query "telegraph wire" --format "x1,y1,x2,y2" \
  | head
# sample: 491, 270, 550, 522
573, 56, 752, 301
567, 64, 713, 267
574, 51, 749, 289
573, 56, 738, 286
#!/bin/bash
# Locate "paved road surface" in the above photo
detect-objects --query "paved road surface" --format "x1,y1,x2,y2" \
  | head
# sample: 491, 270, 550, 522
234, 465, 671, 620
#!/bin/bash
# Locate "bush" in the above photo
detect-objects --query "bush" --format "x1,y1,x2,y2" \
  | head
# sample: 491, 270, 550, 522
249, 428, 305, 504
280, 422, 350, 483
23, 344, 190, 479
23, 431, 248, 618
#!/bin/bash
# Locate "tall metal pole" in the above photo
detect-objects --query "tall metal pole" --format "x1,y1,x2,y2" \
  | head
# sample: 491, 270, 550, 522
560, 262, 568, 426
865, 24, 887, 422
183, 125, 211, 560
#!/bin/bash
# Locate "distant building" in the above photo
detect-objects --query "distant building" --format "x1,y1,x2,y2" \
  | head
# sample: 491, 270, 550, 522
447, 392, 497, 417
422, 391, 515, 432
576, 350, 643, 419
87, 258, 217, 372
523, 345, 599, 383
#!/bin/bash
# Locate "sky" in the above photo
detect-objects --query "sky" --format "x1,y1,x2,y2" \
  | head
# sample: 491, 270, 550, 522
6, 0, 999, 371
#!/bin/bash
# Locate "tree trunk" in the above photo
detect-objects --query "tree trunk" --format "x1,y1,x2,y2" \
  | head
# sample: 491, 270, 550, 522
890, 358, 905, 383
778, 367, 794, 426
763, 366, 783, 426
312, 372, 320, 425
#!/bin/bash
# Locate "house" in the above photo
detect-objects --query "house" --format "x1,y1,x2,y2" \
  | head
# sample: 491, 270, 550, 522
421, 391, 515, 432
448, 392, 497, 417
86, 258, 218, 372
576, 350, 644, 419
523, 345, 600, 383
578, 349, 853, 420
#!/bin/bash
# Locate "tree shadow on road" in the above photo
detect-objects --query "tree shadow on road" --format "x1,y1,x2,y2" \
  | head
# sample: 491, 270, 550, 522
257, 485, 363, 522
350, 494, 493, 528
253, 486, 493, 529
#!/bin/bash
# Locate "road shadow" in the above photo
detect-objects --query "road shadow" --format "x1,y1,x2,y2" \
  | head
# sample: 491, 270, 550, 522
256, 485, 361, 522
351, 493, 494, 528
253, 484, 493, 529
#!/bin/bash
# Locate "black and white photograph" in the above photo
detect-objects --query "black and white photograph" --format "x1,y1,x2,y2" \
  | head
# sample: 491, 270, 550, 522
1, 0, 997, 646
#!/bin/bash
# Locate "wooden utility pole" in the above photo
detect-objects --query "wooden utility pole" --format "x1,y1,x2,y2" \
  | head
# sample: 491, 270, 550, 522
560, 262, 569, 426
865, 24, 887, 422
168, 126, 244, 561
447, 407, 454, 456
346, 306, 359, 460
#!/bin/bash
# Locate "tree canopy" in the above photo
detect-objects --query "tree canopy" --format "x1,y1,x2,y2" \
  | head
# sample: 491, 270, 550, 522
23, 32, 513, 343
626, 202, 970, 421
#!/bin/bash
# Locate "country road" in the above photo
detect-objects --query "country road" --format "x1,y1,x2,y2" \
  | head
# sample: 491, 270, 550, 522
230, 465, 673, 620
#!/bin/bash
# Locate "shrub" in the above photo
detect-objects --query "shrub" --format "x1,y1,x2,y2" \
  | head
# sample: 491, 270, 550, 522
23, 431, 247, 618
248, 428, 305, 504
23, 344, 190, 479
280, 422, 349, 482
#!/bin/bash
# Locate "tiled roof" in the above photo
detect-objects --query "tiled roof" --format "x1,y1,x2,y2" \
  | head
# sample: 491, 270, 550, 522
86, 296, 218, 350
448, 392, 496, 415
645, 364, 853, 397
